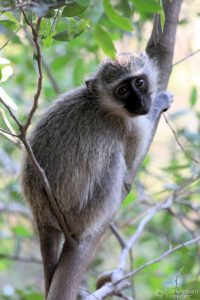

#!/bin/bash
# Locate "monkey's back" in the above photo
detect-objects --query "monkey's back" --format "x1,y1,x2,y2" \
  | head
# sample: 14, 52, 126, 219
21, 87, 126, 235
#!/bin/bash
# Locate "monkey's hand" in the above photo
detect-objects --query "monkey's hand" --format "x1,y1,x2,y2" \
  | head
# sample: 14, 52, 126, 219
156, 91, 174, 112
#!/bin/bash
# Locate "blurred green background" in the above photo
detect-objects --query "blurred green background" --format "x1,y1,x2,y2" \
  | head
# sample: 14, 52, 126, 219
0, 1, 200, 299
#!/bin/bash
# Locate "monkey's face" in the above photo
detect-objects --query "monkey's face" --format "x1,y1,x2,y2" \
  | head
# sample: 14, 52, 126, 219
87, 52, 158, 118
112, 74, 151, 116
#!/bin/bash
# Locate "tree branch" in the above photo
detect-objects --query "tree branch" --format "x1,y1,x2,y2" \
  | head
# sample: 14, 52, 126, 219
87, 236, 200, 300
20, 15, 42, 133
146, 0, 183, 90
119, 236, 200, 282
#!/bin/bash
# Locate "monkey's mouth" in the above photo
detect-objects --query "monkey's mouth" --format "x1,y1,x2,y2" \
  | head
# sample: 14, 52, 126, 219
123, 99, 151, 115
124, 106, 150, 116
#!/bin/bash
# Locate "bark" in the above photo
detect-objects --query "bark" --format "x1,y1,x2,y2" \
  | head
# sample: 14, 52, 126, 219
48, 1, 183, 299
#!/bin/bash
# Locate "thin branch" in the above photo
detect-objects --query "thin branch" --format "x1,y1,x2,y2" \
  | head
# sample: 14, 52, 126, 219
116, 236, 200, 283
0, 97, 22, 129
175, 267, 184, 300
21, 15, 42, 132
163, 113, 200, 165
0, 107, 17, 135
0, 128, 19, 145
110, 223, 127, 249
0, 127, 17, 137
24, 28, 61, 94
50, 9, 59, 34
0, 27, 21, 51
118, 197, 173, 272
168, 208, 195, 237
175, 199, 200, 212
173, 48, 200, 67
97, 198, 173, 290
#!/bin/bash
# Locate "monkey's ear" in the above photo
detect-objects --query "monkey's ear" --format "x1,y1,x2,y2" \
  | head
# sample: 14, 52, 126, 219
85, 78, 98, 95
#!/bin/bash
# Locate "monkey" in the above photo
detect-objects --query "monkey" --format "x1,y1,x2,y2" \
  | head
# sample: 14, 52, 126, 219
21, 52, 173, 296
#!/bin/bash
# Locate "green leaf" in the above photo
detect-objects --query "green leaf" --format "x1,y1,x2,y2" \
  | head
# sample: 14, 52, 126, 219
53, 19, 87, 41
94, 24, 116, 59
3, 12, 19, 24
43, 36, 53, 48
0, 20, 17, 30
44, 10, 56, 18
103, 0, 133, 32
12, 225, 32, 238
53, 30, 74, 41
189, 86, 197, 107
132, 0, 162, 13
62, 3, 88, 17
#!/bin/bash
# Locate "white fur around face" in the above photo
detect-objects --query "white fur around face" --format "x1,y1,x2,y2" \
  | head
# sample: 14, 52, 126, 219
127, 115, 153, 173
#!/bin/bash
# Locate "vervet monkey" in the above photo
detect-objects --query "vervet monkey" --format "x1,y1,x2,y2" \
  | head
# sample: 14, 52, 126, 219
21, 52, 173, 295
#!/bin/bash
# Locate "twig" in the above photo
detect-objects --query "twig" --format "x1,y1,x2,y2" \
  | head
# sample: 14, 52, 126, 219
97, 198, 173, 290
175, 199, 200, 212
168, 208, 195, 237
0, 128, 19, 145
118, 197, 173, 271
90, 237, 200, 300
0, 127, 18, 137
110, 223, 127, 249
0, 97, 22, 129
24, 28, 61, 94
20, 15, 42, 132
163, 113, 200, 165
50, 9, 60, 34
0, 107, 17, 135
0, 27, 21, 51
117, 236, 200, 283
175, 267, 184, 300
173, 48, 200, 67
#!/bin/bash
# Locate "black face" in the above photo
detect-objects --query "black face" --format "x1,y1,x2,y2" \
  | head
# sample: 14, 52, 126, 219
113, 75, 151, 115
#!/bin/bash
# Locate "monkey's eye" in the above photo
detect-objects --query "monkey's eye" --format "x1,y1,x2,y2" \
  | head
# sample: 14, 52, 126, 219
115, 83, 130, 98
134, 77, 146, 88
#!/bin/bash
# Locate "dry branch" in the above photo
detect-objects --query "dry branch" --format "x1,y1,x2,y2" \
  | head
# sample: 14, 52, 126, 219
86, 236, 200, 300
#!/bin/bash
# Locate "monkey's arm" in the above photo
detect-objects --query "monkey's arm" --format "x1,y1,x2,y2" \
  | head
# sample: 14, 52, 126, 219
123, 91, 173, 196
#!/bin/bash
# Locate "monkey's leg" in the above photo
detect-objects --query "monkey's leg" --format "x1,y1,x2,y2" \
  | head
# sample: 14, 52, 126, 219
38, 225, 62, 297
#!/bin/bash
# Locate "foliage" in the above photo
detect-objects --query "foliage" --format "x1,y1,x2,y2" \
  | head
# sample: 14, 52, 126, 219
0, 1, 200, 299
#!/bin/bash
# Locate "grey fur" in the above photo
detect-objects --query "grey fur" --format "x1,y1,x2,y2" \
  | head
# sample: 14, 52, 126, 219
21, 52, 173, 294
